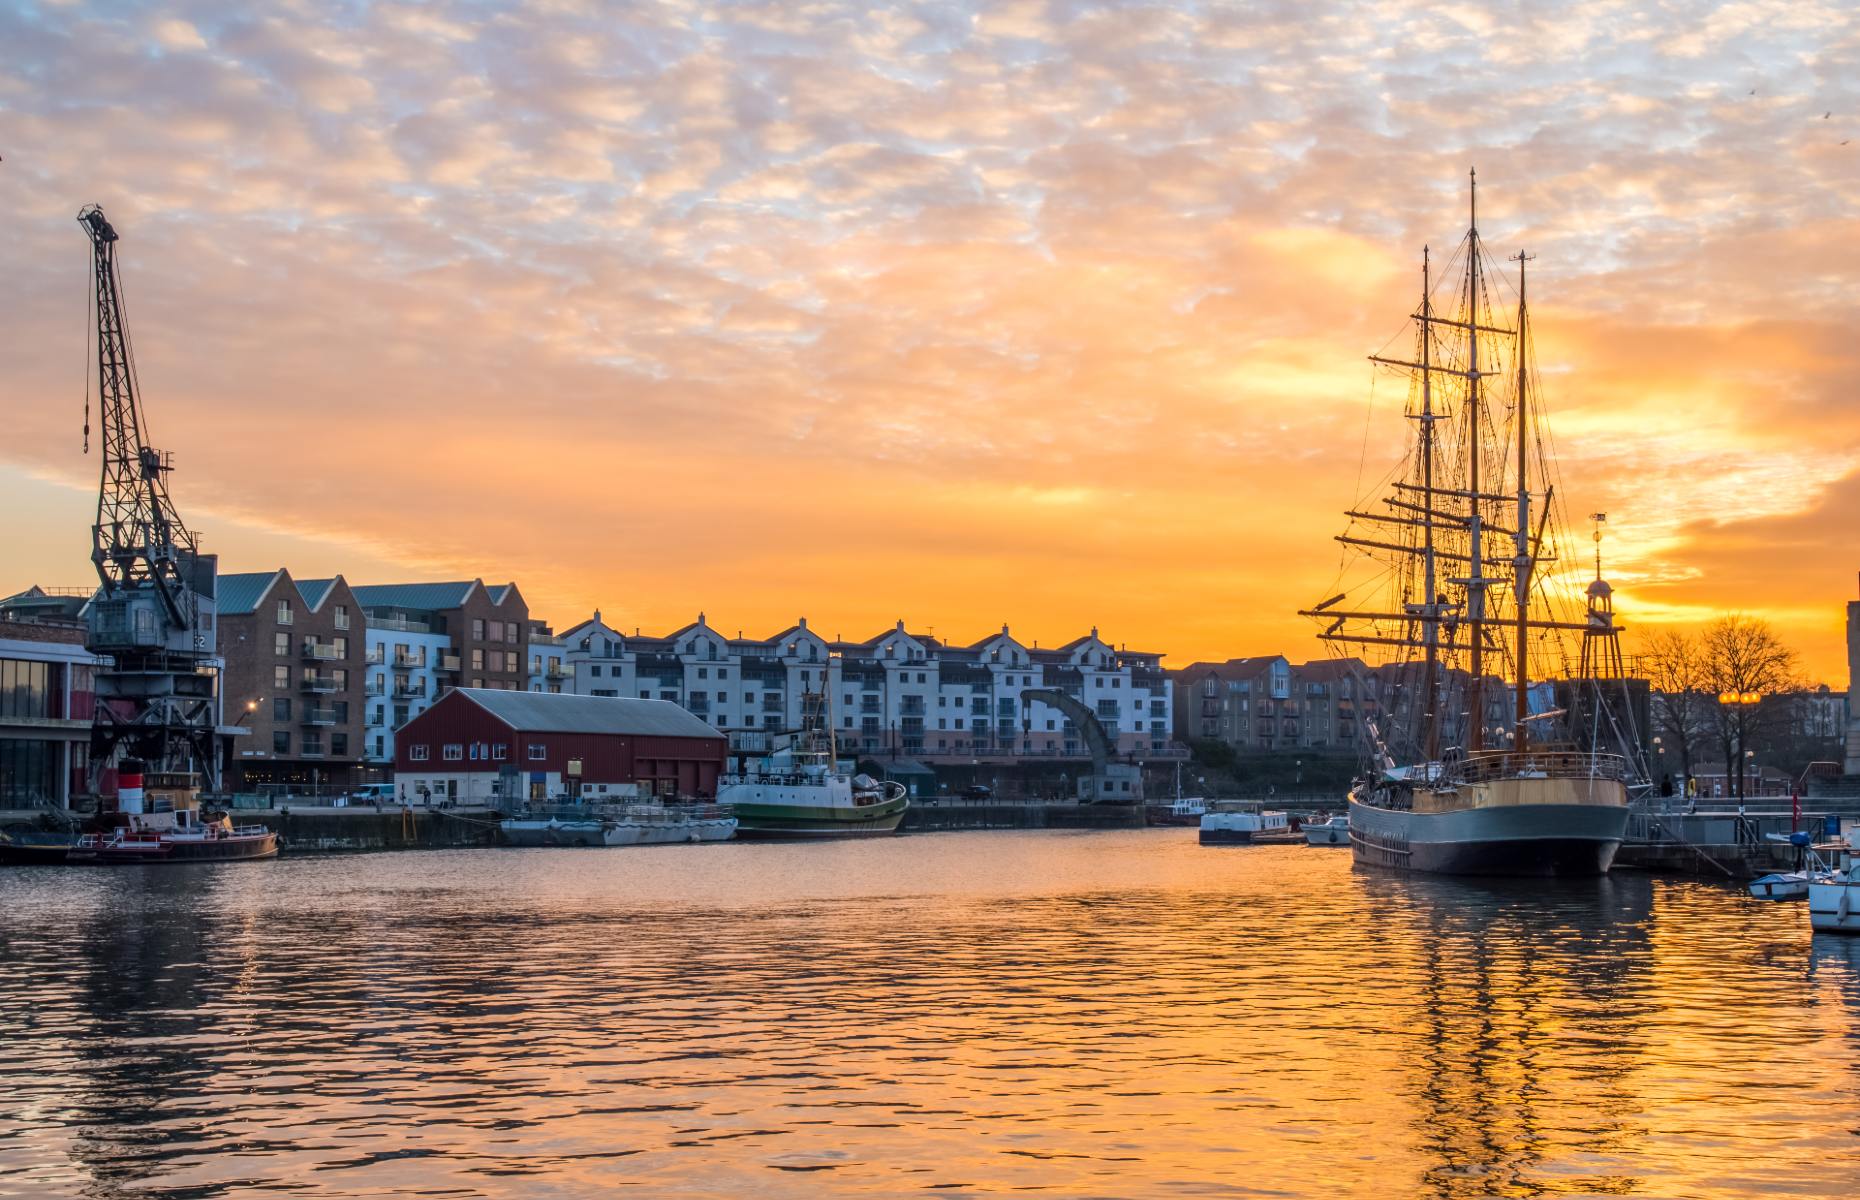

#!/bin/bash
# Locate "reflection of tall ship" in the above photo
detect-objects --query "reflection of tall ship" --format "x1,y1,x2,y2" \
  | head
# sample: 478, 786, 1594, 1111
719, 691, 909, 839
1301, 174, 1636, 877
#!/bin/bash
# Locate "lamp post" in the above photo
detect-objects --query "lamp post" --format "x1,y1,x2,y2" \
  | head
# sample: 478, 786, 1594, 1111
1718, 690, 1762, 803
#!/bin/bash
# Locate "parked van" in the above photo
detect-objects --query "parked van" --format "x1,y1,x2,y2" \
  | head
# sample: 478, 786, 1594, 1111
351, 783, 397, 804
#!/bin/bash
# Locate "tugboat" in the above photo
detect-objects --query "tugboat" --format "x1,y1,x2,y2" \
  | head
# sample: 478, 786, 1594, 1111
1298, 173, 1640, 877
73, 761, 278, 864
720, 692, 908, 838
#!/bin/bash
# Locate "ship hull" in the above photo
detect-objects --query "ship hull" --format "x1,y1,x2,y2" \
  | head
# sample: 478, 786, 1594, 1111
730, 799, 908, 839
1348, 797, 1627, 877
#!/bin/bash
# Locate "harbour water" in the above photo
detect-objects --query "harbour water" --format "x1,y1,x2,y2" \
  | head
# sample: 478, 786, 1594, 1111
2, 831, 1858, 1198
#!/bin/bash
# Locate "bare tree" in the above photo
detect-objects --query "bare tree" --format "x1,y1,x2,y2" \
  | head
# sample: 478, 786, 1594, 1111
1699, 614, 1802, 801
1640, 628, 1714, 789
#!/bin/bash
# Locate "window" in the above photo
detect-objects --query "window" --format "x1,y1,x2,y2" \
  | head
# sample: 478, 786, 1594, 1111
332, 700, 348, 722
590, 665, 603, 677
489, 620, 504, 643
274, 632, 289, 656
528, 744, 546, 760
443, 744, 463, 761
273, 730, 290, 754
334, 636, 348, 658
471, 649, 484, 671
639, 691, 650, 699
504, 651, 518, 673
334, 604, 349, 631
472, 618, 485, 640
277, 599, 293, 625
492, 744, 508, 761
506, 624, 518, 645
530, 655, 541, 674
718, 668, 728, 679
333, 670, 347, 688
332, 733, 348, 756
697, 667, 708, 680
273, 697, 291, 721
273, 665, 289, 690
410, 744, 429, 761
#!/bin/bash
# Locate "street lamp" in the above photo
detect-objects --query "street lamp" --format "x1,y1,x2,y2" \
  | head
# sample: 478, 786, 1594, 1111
1718, 690, 1763, 803
234, 700, 258, 726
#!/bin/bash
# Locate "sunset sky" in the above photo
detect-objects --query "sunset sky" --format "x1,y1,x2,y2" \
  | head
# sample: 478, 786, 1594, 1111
4, 1, 1858, 679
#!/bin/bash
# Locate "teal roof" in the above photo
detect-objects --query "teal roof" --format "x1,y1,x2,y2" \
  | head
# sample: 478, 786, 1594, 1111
217, 571, 282, 615
297, 578, 338, 609
350, 581, 478, 612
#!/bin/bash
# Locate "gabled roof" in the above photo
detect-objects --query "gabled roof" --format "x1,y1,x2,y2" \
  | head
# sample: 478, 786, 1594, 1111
297, 578, 339, 610
449, 689, 723, 740
217, 570, 285, 615
351, 581, 479, 611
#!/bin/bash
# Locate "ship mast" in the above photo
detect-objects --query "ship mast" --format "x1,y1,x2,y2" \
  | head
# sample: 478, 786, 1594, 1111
1511, 251, 1535, 750
1464, 169, 1487, 754
1418, 248, 1441, 763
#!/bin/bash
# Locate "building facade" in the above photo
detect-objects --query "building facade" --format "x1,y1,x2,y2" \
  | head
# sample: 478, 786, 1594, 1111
216, 571, 367, 790
392, 688, 725, 805
527, 621, 568, 693
560, 613, 1179, 763
0, 615, 97, 808
351, 579, 529, 776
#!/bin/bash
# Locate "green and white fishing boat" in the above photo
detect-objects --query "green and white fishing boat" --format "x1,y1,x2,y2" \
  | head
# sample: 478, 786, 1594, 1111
719, 691, 908, 838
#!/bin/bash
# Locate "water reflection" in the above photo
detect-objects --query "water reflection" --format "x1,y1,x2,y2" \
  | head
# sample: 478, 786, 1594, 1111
1, 835, 1856, 1198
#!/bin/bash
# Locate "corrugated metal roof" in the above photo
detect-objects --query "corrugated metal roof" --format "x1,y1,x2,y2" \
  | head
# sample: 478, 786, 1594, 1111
350, 581, 479, 611
217, 570, 282, 614
456, 689, 724, 740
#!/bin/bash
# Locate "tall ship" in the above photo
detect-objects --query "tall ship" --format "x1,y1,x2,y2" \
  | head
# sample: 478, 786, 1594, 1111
1300, 173, 1640, 877
719, 691, 909, 838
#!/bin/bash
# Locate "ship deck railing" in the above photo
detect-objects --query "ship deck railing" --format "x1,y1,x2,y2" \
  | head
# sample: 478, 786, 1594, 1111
1447, 750, 1633, 785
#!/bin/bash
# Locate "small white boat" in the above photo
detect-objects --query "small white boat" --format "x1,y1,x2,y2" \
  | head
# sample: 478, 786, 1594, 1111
1749, 872, 1810, 901
1200, 805, 1291, 846
1809, 870, 1860, 934
1304, 814, 1351, 847
502, 803, 736, 847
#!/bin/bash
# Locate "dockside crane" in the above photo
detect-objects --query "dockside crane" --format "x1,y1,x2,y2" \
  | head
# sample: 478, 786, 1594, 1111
78, 205, 222, 802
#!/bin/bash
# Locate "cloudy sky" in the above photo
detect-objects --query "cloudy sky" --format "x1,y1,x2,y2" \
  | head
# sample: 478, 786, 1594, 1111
4, 0, 1857, 676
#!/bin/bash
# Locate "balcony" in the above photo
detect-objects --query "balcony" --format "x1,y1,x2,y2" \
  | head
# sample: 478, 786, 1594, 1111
393, 680, 427, 698
299, 743, 327, 758
302, 707, 338, 726
438, 654, 461, 673
365, 646, 384, 664
393, 653, 426, 669
299, 674, 338, 693
302, 642, 341, 662
365, 678, 387, 696
545, 663, 571, 679
368, 613, 432, 634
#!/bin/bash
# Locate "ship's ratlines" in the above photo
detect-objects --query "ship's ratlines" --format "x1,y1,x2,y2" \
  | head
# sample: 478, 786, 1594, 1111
1299, 172, 1643, 877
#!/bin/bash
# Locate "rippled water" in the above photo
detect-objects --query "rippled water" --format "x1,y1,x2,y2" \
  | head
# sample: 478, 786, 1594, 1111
2, 831, 1858, 1198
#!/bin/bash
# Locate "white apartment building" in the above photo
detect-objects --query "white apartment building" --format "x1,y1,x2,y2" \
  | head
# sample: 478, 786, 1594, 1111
558, 612, 1179, 763
361, 616, 450, 765
526, 622, 568, 693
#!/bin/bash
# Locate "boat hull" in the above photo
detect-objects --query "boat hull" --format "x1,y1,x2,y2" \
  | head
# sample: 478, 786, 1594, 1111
1348, 797, 1627, 877
1749, 873, 1810, 901
1809, 879, 1860, 934
1304, 822, 1351, 847
0, 832, 76, 866
83, 832, 279, 864
501, 816, 738, 847
730, 799, 907, 839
